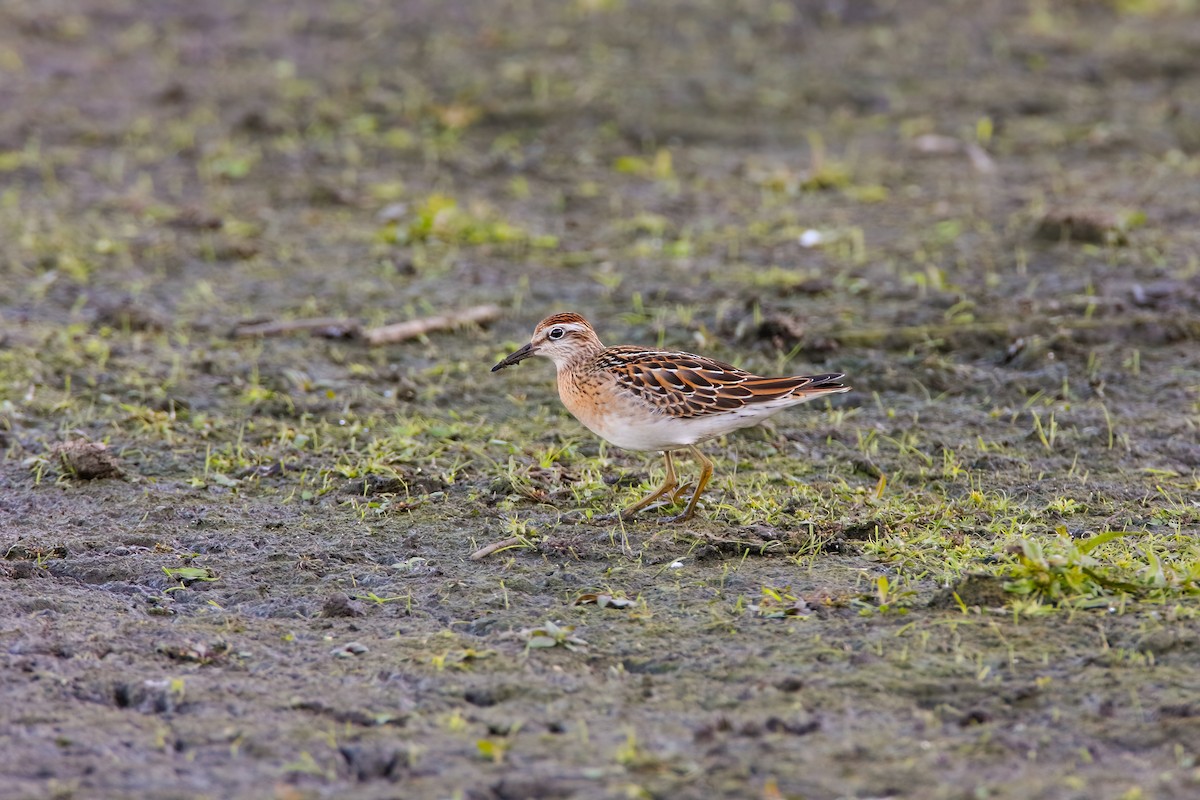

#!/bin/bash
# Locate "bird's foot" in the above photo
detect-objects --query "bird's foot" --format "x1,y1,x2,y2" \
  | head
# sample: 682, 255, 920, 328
619, 498, 684, 521
653, 511, 698, 524
669, 482, 694, 505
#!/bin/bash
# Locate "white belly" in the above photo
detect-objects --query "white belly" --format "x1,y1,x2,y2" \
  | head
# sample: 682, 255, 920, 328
577, 404, 792, 452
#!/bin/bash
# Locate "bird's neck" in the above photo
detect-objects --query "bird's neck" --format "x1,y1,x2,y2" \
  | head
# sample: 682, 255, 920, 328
555, 338, 605, 374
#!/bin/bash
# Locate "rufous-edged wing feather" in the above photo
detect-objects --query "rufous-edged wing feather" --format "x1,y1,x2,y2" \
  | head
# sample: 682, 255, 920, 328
596, 347, 847, 419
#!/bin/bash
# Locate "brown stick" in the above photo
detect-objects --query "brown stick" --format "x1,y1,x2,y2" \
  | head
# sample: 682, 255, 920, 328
469, 536, 523, 561
234, 317, 360, 339
364, 304, 502, 346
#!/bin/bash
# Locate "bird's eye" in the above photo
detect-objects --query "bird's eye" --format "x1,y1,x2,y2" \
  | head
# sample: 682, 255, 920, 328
548, 327, 565, 340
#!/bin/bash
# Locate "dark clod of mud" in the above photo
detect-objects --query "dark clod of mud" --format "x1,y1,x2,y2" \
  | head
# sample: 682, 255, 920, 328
52, 440, 123, 480
1034, 208, 1130, 245
92, 294, 169, 332
322, 593, 367, 617
339, 743, 409, 782
930, 574, 1011, 610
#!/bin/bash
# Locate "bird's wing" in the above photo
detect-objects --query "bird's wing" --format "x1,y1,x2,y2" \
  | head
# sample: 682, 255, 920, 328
596, 346, 847, 419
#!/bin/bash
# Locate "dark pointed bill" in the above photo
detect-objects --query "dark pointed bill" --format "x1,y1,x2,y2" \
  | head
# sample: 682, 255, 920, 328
491, 342, 536, 372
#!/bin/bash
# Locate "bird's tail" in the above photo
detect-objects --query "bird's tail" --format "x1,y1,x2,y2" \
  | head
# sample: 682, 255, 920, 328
743, 372, 850, 402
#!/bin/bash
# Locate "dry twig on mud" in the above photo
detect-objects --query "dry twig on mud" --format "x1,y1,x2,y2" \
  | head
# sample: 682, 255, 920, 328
469, 536, 523, 560
233, 317, 361, 339
364, 304, 502, 346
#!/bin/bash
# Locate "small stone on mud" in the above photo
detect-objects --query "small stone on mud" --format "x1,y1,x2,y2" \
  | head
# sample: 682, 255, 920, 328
113, 679, 180, 714
775, 676, 804, 693
377, 202, 409, 223
911, 133, 962, 154
798, 229, 825, 247
322, 593, 366, 618
53, 440, 123, 480
167, 207, 223, 230
1134, 628, 1198, 656
1130, 280, 1188, 309
462, 617, 499, 636
332, 641, 369, 658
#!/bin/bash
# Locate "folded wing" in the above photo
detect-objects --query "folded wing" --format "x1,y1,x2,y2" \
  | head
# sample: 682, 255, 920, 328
598, 346, 848, 419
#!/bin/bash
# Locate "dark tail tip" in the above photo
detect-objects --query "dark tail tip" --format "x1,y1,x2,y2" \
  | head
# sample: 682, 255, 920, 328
807, 373, 850, 393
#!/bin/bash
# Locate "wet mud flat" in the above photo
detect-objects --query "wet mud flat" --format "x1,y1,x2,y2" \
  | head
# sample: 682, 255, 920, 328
1, 1, 1199, 798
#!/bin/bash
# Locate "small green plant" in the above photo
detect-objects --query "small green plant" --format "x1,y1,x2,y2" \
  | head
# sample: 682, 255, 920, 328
613, 728, 647, 767
1003, 529, 1200, 609
854, 574, 914, 615
476, 738, 508, 764
613, 149, 674, 180
380, 194, 557, 249
750, 585, 810, 618
432, 648, 495, 671
1030, 410, 1058, 451
163, 566, 219, 592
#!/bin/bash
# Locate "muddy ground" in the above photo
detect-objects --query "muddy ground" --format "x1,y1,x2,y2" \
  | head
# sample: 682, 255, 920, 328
2, 1, 1200, 798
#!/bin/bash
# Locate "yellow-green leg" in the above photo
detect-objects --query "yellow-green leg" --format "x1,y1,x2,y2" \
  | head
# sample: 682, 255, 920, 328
619, 451, 678, 519
667, 445, 713, 522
